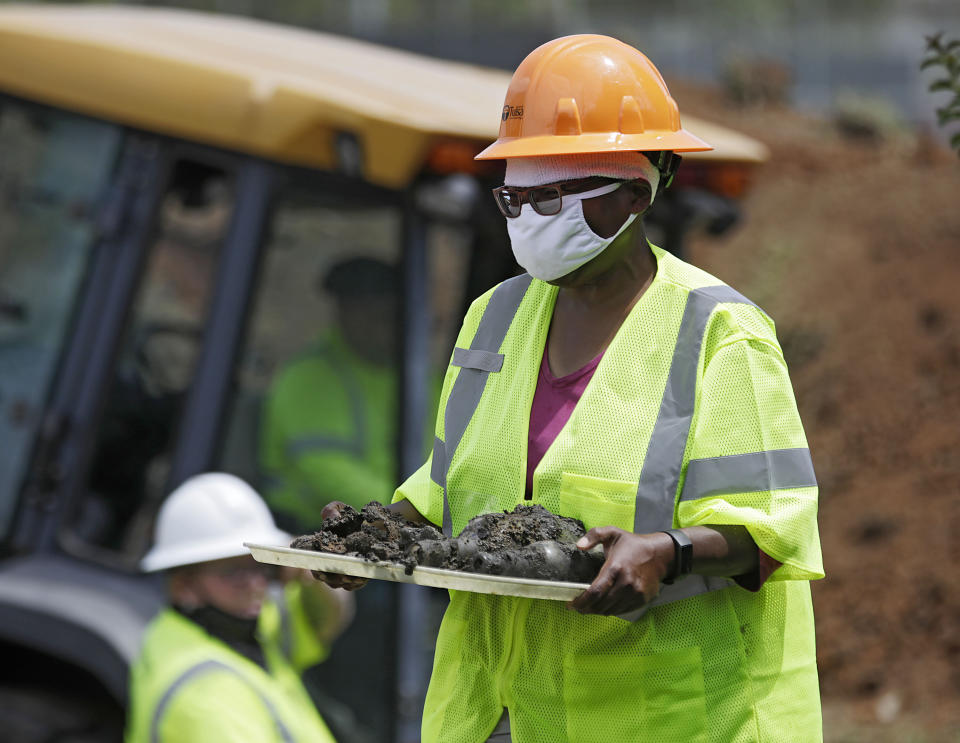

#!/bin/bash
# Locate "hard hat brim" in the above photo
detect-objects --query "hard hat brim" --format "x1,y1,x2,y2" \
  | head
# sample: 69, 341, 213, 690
475, 129, 713, 160
140, 524, 290, 572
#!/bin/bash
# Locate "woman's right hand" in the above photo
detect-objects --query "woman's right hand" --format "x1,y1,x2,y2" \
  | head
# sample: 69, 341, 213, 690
311, 501, 369, 591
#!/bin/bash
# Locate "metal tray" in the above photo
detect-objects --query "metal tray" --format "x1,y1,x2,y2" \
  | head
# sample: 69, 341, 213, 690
245, 543, 591, 602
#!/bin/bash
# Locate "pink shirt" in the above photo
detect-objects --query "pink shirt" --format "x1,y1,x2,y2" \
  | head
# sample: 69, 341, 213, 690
525, 347, 780, 590
525, 350, 603, 495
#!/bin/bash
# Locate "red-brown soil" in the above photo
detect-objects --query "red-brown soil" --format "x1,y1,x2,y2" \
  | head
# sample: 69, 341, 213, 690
673, 81, 960, 738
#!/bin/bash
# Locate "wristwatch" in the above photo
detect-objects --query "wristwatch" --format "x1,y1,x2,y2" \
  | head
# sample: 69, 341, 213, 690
660, 529, 693, 584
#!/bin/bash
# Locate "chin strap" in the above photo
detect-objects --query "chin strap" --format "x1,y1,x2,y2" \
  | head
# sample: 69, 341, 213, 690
642, 151, 682, 194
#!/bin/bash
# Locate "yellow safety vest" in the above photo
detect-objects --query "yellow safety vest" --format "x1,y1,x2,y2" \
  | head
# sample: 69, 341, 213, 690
258, 580, 330, 673
395, 245, 824, 743
261, 332, 397, 524
125, 608, 336, 743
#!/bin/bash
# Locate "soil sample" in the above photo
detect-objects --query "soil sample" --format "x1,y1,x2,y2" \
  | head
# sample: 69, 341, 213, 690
290, 502, 605, 583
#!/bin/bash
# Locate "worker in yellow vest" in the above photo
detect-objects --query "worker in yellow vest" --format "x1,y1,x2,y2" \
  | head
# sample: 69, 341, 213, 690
318, 34, 824, 743
126, 473, 343, 743
260, 258, 399, 530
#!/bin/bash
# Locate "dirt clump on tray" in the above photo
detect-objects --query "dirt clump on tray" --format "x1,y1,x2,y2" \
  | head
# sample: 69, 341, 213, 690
290, 502, 604, 583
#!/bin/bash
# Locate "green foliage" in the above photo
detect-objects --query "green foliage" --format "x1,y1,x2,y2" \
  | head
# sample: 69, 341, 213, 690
922, 32, 960, 155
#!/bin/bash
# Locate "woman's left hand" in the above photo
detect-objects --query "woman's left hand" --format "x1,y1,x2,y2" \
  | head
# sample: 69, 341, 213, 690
568, 527, 674, 616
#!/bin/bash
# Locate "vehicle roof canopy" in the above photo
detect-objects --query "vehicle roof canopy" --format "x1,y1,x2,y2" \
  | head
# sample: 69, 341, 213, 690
0, 4, 768, 187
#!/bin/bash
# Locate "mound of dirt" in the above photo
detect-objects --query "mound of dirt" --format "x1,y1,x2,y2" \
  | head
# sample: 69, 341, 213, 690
291, 502, 604, 583
291, 502, 440, 572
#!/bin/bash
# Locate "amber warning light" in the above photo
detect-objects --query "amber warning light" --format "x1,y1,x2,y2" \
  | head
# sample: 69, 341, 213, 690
426, 140, 504, 178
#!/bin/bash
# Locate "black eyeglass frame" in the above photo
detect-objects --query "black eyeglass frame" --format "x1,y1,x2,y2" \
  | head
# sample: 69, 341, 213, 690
491, 176, 623, 218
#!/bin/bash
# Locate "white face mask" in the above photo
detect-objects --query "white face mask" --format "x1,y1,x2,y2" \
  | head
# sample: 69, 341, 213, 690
506, 182, 638, 281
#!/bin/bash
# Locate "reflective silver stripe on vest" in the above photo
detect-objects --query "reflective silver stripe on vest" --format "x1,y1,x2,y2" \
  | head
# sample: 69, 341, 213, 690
629, 285, 766, 614
151, 659, 295, 743
452, 347, 505, 373
287, 434, 363, 458
633, 285, 761, 534
431, 437, 446, 490
269, 583, 294, 661
432, 437, 450, 534
681, 447, 817, 502
432, 274, 533, 536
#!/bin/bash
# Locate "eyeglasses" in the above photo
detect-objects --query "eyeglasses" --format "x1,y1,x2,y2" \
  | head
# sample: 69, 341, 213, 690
492, 177, 623, 218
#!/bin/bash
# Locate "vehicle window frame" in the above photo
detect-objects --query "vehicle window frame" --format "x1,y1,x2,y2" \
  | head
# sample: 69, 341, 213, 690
0, 91, 127, 549
50, 138, 243, 568
187, 163, 408, 488
50, 154, 408, 570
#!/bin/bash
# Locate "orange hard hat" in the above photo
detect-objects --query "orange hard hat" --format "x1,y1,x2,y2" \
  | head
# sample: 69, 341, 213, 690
475, 34, 712, 160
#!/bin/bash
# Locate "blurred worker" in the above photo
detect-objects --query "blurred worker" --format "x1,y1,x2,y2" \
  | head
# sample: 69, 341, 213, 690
125, 472, 345, 742
260, 256, 420, 742
319, 35, 824, 742
260, 257, 399, 530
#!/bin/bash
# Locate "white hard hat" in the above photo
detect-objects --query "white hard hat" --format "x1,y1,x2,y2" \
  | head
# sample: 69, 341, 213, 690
141, 472, 290, 572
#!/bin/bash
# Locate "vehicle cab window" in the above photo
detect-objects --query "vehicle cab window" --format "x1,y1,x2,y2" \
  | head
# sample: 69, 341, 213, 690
69, 158, 235, 554
216, 174, 402, 524
0, 98, 121, 541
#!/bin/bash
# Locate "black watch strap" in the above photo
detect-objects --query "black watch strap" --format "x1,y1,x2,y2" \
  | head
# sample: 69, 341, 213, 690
660, 529, 693, 585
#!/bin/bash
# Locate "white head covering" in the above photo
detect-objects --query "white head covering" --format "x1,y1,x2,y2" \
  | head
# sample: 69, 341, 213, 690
504, 151, 661, 206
